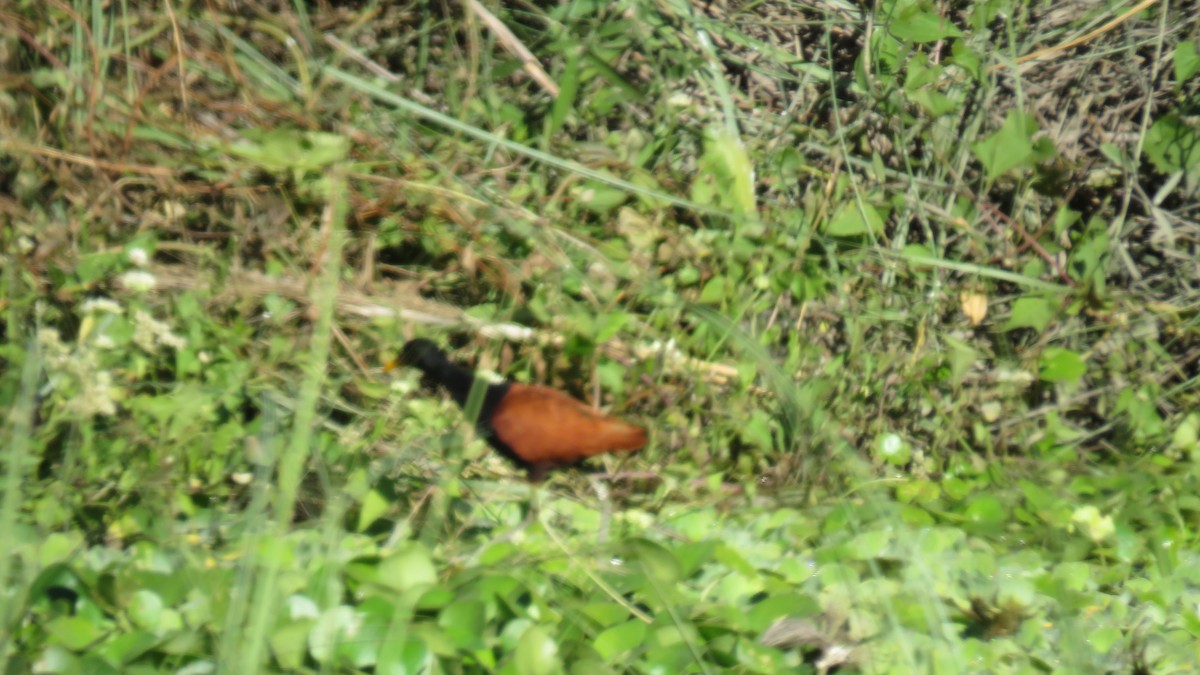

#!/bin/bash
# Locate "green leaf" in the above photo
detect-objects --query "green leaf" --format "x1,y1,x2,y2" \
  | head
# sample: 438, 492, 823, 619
128, 590, 164, 631
574, 181, 628, 214
226, 128, 349, 173
1089, 625, 1122, 654
1171, 412, 1199, 452
97, 631, 161, 666
847, 529, 891, 560
75, 251, 124, 284
739, 410, 774, 450
270, 619, 314, 670
47, 616, 106, 650
1144, 113, 1200, 173
379, 636, 431, 675
902, 243, 936, 268
911, 89, 959, 117
595, 311, 631, 343
1003, 296, 1056, 332
964, 495, 1005, 527
624, 538, 682, 583
889, 5, 963, 42
1039, 347, 1086, 383
948, 39, 981, 79
972, 110, 1038, 178
376, 544, 437, 591
1175, 40, 1199, 83
778, 146, 805, 178
1116, 387, 1166, 442
358, 489, 391, 532
825, 201, 884, 236
594, 620, 647, 662
335, 597, 393, 667
439, 600, 486, 650
308, 606, 357, 665
547, 50, 581, 137
698, 275, 730, 304
515, 625, 561, 675
943, 335, 979, 383
697, 127, 756, 215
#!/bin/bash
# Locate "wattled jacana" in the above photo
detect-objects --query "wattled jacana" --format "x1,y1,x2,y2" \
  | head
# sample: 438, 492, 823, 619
395, 338, 647, 482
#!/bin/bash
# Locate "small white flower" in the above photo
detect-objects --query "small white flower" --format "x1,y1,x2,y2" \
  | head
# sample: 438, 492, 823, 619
94, 334, 116, 350
127, 247, 150, 267
879, 433, 903, 456
159, 331, 186, 350
1071, 505, 1115, 542
132, 310, 186, 352
120, 270, 157, 292
37, 327, 64, 349
80, 297, 123, 315
668, 92, 693, 107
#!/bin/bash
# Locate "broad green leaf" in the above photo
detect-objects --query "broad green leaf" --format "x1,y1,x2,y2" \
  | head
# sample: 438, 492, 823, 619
949, 39, 981, 78
594, 620, 646, 662
1003, 296, 1056, 332
1116, 387, 1166, 441
128, 590, 164, 631
847, 529, 892, 560
225, 128, 348, 172
825, 201, 884, 236
336, 598, 394, 667
309, 606, 357, 664
379, 637, 432, 675
47, 616, 106, 651
1039, 347, 1086, 383
574, 181, 628, 214
697, 127, 756, 215
270, 619, 313, 670
439, 601, 486, 650
515, 625, 560, 675
358, 489, 391, 532
739, 410, 774, 450
964, 495, 1005, 526
1175, 40, 1199, 83
698, 275, 729, 304
75, 251, 124, 284
972, 110, 1038, 178
98, 631, 161, 667
889, 6, 963, 42
376, 544, 437, 591
1089, 625, 1122, 654
1144, 113, 1200, 173
595, 311, 631, 343
1172, 412, 1199, 451
624, 538, 682, 583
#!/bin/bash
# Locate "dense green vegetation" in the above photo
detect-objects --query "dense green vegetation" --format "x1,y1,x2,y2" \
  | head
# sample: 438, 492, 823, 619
3, 0, 1199, 672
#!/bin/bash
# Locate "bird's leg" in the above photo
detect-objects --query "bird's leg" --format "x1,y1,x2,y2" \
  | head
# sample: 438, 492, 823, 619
589, 474, 612, 545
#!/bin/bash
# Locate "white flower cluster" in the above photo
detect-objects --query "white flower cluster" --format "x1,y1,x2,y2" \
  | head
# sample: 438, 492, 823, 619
36, 296, 189, 418
37, 326, 118, 417
132, 309, 186, 352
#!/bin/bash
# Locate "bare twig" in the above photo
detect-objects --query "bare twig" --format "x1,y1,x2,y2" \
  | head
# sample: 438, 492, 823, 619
465, 0, 560, 97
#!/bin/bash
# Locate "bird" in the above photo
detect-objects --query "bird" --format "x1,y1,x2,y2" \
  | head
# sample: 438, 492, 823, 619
394, 338, 647, 483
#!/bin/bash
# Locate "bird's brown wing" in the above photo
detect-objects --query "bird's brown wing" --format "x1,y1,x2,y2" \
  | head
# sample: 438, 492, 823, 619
489, 383, 647, 465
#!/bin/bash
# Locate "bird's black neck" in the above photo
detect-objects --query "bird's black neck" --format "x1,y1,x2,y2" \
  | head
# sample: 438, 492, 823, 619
420, 357, 508, 423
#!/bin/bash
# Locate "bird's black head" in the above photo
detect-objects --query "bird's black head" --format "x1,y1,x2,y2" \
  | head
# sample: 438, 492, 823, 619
398, 338, 448, 372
